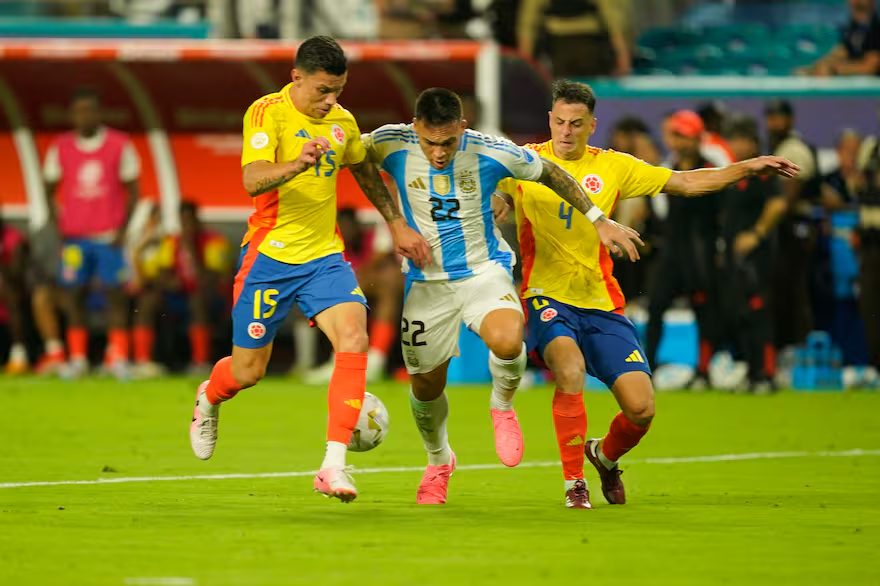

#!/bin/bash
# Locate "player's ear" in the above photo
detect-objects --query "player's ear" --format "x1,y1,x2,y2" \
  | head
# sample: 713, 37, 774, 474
460, 119, 468, 131
291, 67, 302, 84
590, 116, 597, 137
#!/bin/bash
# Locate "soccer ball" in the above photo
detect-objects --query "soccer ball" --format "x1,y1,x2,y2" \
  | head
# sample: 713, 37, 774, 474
347, 392, 390, 452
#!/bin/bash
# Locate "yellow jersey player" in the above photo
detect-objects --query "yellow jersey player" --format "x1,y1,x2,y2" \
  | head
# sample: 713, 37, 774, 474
188, 36, 430, 503
496, 80, 799, 509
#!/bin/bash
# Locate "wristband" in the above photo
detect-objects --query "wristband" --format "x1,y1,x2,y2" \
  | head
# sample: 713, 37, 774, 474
585, 207, 605, 223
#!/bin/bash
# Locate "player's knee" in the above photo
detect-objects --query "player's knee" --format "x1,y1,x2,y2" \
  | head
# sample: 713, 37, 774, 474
624, 399, 655, 427
482, 324, 523, 360
232, 360, 267, 388
334, 324, 369, 353
554, 363, 586, 392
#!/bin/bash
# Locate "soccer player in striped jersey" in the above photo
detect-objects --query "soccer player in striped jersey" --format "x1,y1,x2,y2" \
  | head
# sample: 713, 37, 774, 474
496, 80, 799, 509
363, 88, 643, 504
188, 36, 430, 503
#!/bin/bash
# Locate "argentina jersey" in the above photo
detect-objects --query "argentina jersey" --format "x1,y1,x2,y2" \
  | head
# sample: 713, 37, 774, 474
363, 124, 543, 281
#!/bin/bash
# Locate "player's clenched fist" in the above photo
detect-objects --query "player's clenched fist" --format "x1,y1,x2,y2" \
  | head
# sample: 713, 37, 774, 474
295, 137, 332, 171
594, 217, 645, 262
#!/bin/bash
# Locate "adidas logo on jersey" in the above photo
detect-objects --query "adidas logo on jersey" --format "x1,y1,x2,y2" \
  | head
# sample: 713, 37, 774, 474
499, 293, 517, 304
351, 286, 365, 298
408, 177, 428, 190
624, 350, 645, 363
566, 435, 584, 447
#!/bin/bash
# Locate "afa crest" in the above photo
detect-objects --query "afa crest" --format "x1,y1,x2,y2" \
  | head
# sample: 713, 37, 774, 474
459, 170, 477, 195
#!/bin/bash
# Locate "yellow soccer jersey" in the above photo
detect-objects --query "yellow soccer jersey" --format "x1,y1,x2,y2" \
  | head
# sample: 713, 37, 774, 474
240, 83, 367, 264
502, 141, 672, 312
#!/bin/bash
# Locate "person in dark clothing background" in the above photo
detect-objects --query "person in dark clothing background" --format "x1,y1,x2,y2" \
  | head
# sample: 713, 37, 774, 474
857, 133, 880, 372
765, 99, 820, 351
645, 110, 721, 389
800, 0, 880, 76
718, 117, 788, 393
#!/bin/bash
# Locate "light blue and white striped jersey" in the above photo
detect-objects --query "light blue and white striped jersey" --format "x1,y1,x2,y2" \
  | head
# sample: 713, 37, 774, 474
364, 123, 543, 282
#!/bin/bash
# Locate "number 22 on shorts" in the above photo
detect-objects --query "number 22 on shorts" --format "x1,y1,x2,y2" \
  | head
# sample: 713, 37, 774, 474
253, 289, 279, 319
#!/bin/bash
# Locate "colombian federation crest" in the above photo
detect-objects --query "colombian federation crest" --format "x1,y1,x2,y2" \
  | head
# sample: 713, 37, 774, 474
540, 308, 558, 322
248, 322, 266, 340
433, 175, 451, 196
331, 124, 345, 144
582, 174, 604, 194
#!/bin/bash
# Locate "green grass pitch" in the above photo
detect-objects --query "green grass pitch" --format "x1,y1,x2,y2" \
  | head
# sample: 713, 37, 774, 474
1, 377, 878, 585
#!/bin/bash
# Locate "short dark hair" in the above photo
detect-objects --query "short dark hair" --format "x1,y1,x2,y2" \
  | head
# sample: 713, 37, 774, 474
551, 80, 596, 113
295, 35, 347, 75
179, 200, 198, 217
71, 86, 100, 106
414, 88, 463, 126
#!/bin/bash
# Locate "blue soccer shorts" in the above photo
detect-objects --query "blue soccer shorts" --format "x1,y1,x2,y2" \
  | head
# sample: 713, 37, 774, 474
525, 296, 651, 388
231, 248, 367, 349
58, 239, 128, 288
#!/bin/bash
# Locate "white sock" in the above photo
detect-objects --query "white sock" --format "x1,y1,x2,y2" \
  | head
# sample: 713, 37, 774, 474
45, 339, 63, 355
594, 440, 617, 470
9, 343, 27, 363
198, 390, 219, 417
367, 347, 387, 371
321, 441, 347, 469
489, 343, 527, 411
564, 478, 588, 491
293, 320, 317, 371
410, 390, 452, 466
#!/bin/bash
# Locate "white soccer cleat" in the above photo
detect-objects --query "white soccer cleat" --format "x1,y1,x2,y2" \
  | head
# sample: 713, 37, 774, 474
189, 380, 219, 460
314, 466, 358, 502
302, 358, 335, 385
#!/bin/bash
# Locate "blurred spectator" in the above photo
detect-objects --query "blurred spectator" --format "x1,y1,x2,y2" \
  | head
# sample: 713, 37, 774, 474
109, 0, 204, 24
646, 110, 720, 389
608, 116, 660, 301
518, 0, 632, 77
376, 0, 443, 39
0, 215, 29, 374
131, 201, 231, 378
28, 221, 66, 375
799, 0, 880, 76
764, 99, 819, 350
821, 129, 865, 209
305, 208, 403, 383
43, 88, 140, 379
129, 201, 166, 378
697, 101, 735, 165
858, 132, 880, 370
718, 117, 787, 392
487, 0, 520, 48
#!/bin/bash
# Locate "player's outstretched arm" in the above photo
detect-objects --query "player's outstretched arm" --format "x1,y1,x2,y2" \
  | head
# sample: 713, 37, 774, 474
242, 137, 331, 196
538, 158, 645, 262
664, 155, 800, 198
348, 158, 432, 268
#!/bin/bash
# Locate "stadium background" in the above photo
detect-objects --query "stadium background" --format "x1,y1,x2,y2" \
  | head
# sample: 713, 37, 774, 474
1, 3, 879, 585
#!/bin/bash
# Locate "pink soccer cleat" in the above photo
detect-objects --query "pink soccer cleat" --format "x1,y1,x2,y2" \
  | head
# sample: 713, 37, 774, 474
490, 408, 524, 467
416, 452, 456, 505
189, 380, 219, 460
314, 467, 358, 503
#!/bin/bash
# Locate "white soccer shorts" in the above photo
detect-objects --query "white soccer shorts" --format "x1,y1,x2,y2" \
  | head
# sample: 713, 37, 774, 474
400, 263, 523, 374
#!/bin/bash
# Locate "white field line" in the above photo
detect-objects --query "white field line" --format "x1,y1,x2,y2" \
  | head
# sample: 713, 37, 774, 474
1, 448, 878, 490
123, 578, 195, 586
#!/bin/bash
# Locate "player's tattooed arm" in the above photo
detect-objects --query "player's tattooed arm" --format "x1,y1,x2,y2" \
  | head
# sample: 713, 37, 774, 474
538, 157, 598, 215
242, 137, 331, 196
348, 159, 403, 222
349, 158, 433, 268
